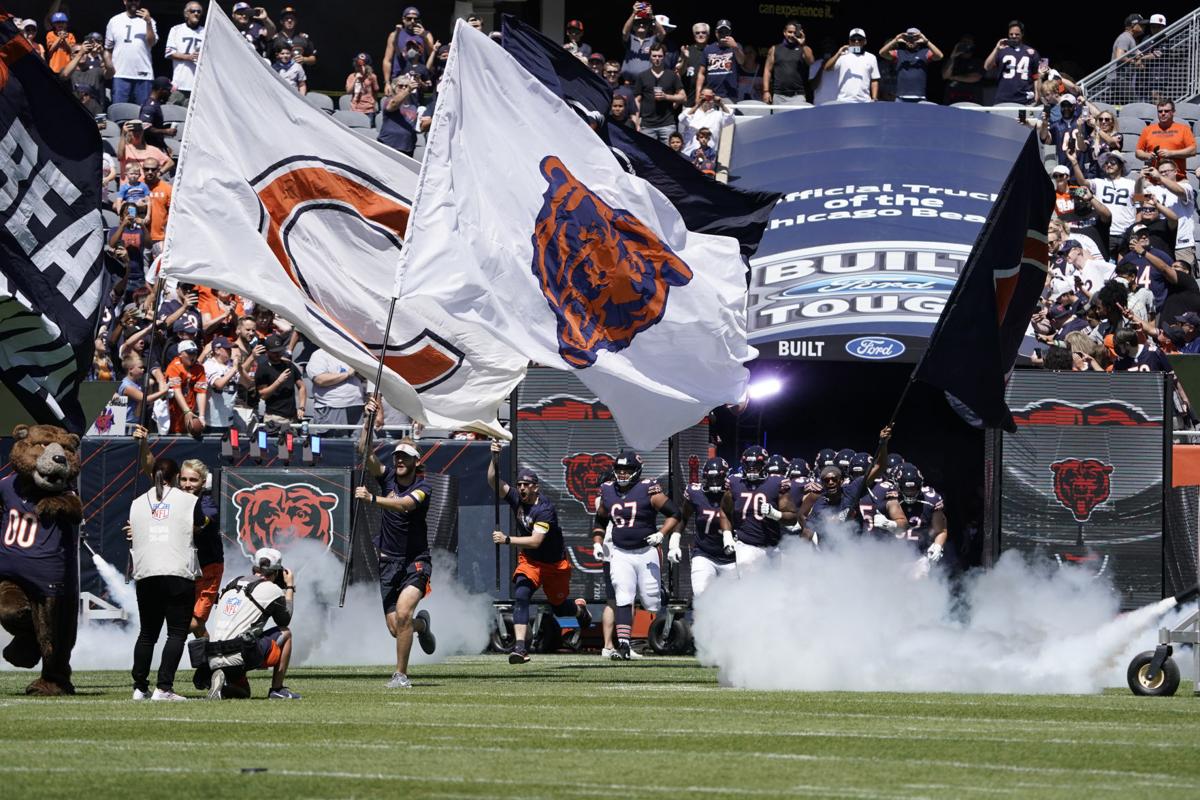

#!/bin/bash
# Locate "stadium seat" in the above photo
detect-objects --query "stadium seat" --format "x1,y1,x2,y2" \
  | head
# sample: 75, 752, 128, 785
1118, 116, 1146, 137
101, 209, 118, 229
333, 110, 372, 129
1175, 102, 1200, 123
337, 94, 377, 112
107, 102, 142, 123
304, 93, 335, 113
1120, 102, 1157, 123
1195, 119, 1200, 140
1090, 101, 1117, 118
161, 104, 188, 123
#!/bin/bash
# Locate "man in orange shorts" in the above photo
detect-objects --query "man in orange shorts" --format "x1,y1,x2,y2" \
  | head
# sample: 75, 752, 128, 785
488, 442, 591, 664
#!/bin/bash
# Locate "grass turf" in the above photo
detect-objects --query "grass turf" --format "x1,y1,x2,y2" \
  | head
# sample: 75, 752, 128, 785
1, 656, 1198, 799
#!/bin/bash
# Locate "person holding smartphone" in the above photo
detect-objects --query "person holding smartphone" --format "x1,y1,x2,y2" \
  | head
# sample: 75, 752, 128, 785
824, 27, 879, 103
984, 20, 1039, 105
879, 28, 943, 102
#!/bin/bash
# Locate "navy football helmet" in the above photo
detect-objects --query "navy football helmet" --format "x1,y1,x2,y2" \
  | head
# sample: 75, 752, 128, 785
896, 464, 924, 502
741, 446, 768, 481
701, 457, 729, 494
849, 452, 871, 479
613, 449, 643, 489
885, 453, 905, 482
787, 458, 811, 481
815, 448, 838, 470
834, 448, 855, 474
765, 453, 790, 477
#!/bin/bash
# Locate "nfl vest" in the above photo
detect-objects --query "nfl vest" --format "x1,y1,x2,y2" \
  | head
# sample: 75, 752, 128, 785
130, 486, 198, 581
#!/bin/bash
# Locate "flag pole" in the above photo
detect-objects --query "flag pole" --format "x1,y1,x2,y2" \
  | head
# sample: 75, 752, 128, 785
125, 277, 166, 580
492, 444, 501, 592
339, 295, 400, 607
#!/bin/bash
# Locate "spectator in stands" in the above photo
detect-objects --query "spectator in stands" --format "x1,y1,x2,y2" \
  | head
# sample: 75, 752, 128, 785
691, 128, 717, 176
164, 339, 207, 434
117, 120, 174, 175
679, 88, 733, 155
273, 7, 316, 68
633, 44, 684, 144
603, 60, 635, 107
272, 43, 307, 95
1146, 13, 1167, 36
667, 132, 684, 153
256, 333, 305, 427
620, 3, 665, 83
564, 19, 591, 59
139, 78, 177, 150
158, 282, 202, 351
879, 28, 942, 103
203, 336, 241, 434
1055, 175, 1111, 258
466, 15, 483, 31
1157, 256, 1200, 325
231, 3, 275, 59
1119, 199, 1177, 258
1114, 261, 1156, 322
378, 73, 421, 157
199, 289, 243, 342
587, 52, 605, 76
44, 12, 76, 73
1077, 152, 1136, 257
105, 0, 157, 105
116, 161, 150, 218
75, 84, 104, 118
608, 94, 636, 129
984, 20, 1038, 105
384, 6, 436, 86
346, 53, 380, 126
677, 21, 709, 106
1041, 94, 1088, 169
700, 19, 746, 101
1111, 328, 1173, 372
1120, 224, 1177, 311
118, 353, 168, 426
1171, 312, 1200, 354
1136, 101, 1197, 174
109, 202, 149, 291
1035, 70, 1081, 121
142, 158, 171, 261
20, 19, 45, 60
61, 32, 110, 102
762, 21, 813, 105
1084, 108, 1123, 174
1061, 239, 1115, 301
1140, 162, 1197, 267
1112, 14, 1144, 61
942, 35, 983, 105
824, 28, 879, 103
306, 348, 364, 437
165, 2, 205, 106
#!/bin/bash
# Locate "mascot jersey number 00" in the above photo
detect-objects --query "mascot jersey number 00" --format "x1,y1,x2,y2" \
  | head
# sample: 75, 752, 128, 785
0, 424, 82, 696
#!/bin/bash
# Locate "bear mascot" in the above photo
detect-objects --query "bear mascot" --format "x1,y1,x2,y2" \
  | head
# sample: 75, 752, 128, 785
0, 424, 83, 695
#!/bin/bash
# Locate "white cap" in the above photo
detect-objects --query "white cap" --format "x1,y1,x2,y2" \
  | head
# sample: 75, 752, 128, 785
176, 339, 199, 354
393, 441, 420, 459
254, 547, 283, 572
655, 14, 676, 31
1149, 13, 1166, 25
849, 28, 866, 39
1051, 164, 1070, 176
1059, 94, 1078, 105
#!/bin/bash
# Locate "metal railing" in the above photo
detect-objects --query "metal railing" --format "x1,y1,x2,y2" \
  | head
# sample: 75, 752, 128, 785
1077, 11, 1200, 106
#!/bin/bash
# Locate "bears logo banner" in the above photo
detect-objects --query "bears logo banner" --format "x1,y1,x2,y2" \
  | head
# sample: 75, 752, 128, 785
161, 5, 525, 437
397, 22, 754, 450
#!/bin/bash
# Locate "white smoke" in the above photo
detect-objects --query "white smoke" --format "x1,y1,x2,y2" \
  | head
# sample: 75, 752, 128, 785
693, 532, 1190, 694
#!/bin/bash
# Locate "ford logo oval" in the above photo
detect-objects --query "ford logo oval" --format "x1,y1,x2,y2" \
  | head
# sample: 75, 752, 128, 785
845, 336, 906, 360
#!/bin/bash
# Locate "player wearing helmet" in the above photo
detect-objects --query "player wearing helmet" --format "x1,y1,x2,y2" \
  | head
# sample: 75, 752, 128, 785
801, 426, 892, 542
879, 464, 948, 578
814, 448, 838, 471
676, 457, 737, 596
765, 453, 790, 477
718, 445, 798, 574
592, 449, 680, 659
862, 454, 906, 533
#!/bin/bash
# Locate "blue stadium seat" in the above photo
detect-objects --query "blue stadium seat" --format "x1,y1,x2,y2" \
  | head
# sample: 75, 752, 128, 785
1120, 102, 1157, 123
338, 93, 377, 112
1118, 116, 1146, 137
333, 110, 371, 129
304, 93, 335, 114
101, 209, 118, 229
107, 102, 142, 123
1175, 102, 1200, 124
161, 104, 188, 123
1089, 101, 1117, 118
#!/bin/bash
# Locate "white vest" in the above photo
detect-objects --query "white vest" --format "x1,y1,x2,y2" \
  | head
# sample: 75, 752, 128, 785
130, 486, 199, 581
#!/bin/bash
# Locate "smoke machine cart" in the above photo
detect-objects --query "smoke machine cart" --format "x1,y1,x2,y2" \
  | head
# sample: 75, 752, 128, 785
1127, 588, 1200, 697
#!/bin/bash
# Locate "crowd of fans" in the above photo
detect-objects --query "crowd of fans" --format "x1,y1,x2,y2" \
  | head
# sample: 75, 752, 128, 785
14, 2, 1199, 431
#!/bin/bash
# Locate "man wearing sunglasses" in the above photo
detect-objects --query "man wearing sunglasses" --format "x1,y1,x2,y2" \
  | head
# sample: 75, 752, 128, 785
486, 443, 591, 665
823, 27, 879, 103
165, 2, 205, 105
384, 6, 437, 85
800, 427, 892, 544
1136, 100, 1197, 178
677, 21, 709, 105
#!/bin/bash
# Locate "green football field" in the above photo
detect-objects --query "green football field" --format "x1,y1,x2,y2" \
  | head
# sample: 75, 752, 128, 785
1, 656, 1198, 799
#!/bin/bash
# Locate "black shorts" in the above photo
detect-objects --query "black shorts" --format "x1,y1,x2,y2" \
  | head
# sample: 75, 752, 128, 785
378, 557, 431, 611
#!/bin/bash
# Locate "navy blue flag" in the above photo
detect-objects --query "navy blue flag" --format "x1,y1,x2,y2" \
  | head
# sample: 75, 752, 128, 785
0, 13, 107, 433
500, 15, 779, 257
912, 134, 1054, 431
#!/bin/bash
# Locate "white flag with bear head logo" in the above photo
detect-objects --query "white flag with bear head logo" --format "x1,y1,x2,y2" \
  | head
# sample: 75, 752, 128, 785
397, 22, 754, 449
160, 4, 524, 436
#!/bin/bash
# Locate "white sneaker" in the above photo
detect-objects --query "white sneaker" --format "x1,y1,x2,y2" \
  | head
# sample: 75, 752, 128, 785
207, 669, 225, 701
150, 688, 188, 702
132, 688, 149, 701
600, 648, 619, 659
386, 672, 412, 689
628, 647, 645, 660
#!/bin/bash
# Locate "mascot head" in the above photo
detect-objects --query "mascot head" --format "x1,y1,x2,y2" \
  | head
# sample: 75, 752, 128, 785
9, 424, 82, 522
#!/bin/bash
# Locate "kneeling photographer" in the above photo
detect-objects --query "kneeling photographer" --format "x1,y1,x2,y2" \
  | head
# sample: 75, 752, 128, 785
199, 548, 301, 700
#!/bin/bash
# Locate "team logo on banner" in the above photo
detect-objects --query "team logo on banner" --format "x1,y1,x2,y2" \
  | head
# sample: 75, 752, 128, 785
530, 156, 693, 368
1013, 400, 1157, 427
561, 452, 615, 511
232, 482, 339, 553
1050, 459, 1114, 522
517, 394, 613, 421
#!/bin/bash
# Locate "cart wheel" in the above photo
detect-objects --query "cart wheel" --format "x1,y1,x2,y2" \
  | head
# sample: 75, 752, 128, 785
648, 615, 690, 655
1127, 651, 1181, 696
562, 624, 584, 652
533, 613, 563, 653
488, 612, 515, 654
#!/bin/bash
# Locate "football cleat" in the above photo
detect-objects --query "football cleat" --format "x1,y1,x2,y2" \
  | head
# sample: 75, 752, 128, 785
268, 686, 302, 700
415, 609, 436, 654
508, 650, 531, 665
600, 647, 619, 659
616, 640, 632, 660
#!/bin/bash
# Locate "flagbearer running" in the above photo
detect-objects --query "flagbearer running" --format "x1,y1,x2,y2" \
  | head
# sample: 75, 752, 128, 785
487, 441, 592, 664
354, 398, 436, 689
593, 450, 680, 659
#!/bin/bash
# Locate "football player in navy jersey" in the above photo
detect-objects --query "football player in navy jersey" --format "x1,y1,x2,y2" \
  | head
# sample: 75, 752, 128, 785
675, 457, 737, 596
813, 448, 837, 472
785, 458, 813, 535
355, 399, 437, 689
801, 426, 892, 542
878, 465, 949, 578
834, 448, 856, 477
719, 445, 798, 573
592, 450, 680, 659
765, 453, 790, 477
849, 452, 871, 481
487, 442, 591, 664
863, 456, 906, 534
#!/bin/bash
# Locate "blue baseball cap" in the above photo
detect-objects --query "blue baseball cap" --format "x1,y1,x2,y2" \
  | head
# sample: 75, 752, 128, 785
516, 468, 540, 484
51, 12, 68, 24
